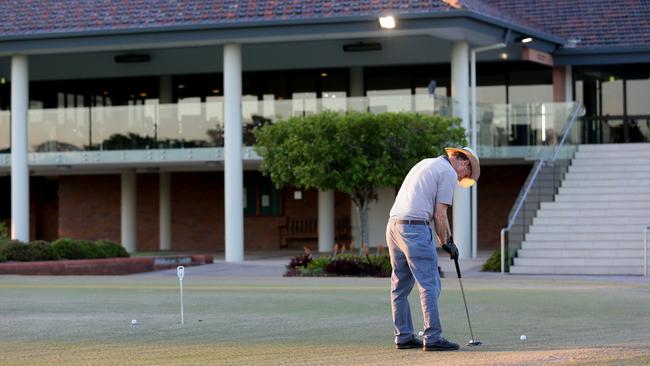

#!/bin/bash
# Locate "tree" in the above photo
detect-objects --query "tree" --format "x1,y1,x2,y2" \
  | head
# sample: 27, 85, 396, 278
253, 111, 466, 251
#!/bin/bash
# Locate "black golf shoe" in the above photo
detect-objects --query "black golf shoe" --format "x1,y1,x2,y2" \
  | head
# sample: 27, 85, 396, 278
395, 335, 423, 349
423, 337, 460, 351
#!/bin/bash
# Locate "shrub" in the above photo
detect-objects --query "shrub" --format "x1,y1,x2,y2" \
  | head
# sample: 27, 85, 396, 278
0, 240, 59, 262
285, 251, 392, 277
52, 238, 103, 260
0, 222, 8, 239
481, 249, 503, 272
96, 240, 130, 258
325, 257, 363, 276
287, 253, 312, 269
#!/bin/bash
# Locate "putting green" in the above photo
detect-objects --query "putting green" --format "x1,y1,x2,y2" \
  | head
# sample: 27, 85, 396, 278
0, 275, 648, 365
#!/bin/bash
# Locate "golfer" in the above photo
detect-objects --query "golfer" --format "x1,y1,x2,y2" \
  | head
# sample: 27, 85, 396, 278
386, 147, 480, 351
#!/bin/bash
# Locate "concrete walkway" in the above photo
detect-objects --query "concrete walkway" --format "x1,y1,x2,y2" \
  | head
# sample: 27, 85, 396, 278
136, 249, 650, 284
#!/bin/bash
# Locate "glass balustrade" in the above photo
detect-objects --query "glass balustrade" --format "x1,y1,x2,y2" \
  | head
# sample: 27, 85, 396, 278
0, 96, 582, 160
0, 111, 9, 153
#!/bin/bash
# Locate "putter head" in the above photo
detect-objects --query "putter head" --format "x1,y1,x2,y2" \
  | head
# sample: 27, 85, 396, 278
467, 339, 482, 346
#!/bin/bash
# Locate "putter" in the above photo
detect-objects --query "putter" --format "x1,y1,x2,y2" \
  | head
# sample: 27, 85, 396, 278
454, 257, 482, 346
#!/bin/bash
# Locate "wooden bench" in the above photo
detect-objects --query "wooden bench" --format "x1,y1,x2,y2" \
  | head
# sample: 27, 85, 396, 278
279, 217, 351, 248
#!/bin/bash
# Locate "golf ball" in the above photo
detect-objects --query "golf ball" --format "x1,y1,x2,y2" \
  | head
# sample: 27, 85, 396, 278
520, 335, 527, 341
131, 319, 138, 325
418, 331, 424, 337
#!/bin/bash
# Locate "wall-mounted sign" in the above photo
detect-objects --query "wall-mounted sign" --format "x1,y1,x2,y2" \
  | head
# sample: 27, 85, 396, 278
522, 48, 554, 67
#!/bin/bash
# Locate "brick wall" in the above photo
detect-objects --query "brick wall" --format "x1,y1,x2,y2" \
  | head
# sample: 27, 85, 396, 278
477, 164, 532, 250
49, 167, 528, 253
58, 175, 121, 242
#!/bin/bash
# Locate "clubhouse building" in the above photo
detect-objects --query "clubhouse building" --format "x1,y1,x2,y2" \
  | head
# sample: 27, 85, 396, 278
1, 0, 649, 261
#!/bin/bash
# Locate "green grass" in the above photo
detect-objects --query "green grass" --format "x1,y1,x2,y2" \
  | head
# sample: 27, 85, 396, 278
0, 276, 649, 365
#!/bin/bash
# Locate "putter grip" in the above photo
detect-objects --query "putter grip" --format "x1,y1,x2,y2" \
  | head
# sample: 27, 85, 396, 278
454, 258, 462, 278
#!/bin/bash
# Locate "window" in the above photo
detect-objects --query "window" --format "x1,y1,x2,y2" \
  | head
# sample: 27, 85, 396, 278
244, 174, 281, 216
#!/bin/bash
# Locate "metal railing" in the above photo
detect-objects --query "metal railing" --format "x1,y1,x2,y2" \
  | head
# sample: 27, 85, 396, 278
643, 226, 650, 277
500, 104, 585, 273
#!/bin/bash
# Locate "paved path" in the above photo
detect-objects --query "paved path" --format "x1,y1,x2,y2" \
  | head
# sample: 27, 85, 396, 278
137, 249, 650, 284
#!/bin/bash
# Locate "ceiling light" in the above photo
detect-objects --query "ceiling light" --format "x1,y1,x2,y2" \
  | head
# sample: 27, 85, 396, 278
520, 37, 533, 44
379, 15, 396, 29
500, 52, 509, 60
114, 54, 150, 63
342, 42, 382, 52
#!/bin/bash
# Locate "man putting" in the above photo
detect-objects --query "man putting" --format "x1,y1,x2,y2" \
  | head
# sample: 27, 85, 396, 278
386, 146, 480, 351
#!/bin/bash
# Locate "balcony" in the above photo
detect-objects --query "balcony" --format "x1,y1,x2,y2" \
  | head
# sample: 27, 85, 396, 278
0, 95, 582, 171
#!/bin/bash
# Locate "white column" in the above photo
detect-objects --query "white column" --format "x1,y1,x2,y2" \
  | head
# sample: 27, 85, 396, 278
10, 55, 29, 242
121, 170, 137, 253
318, 190, 335, 252
224, 43, 244, 262
451, 41, 471, 259
565, 65, 573, 102
159, 172, 171, 251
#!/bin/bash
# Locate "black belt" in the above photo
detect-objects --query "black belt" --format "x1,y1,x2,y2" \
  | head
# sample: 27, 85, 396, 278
394, 219, 429, 226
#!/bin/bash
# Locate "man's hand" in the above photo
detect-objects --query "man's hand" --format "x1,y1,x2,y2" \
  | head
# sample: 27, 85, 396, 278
441, 237, 459, 260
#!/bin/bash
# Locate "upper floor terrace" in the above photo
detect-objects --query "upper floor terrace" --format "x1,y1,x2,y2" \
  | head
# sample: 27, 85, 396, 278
0, 94, 605, 174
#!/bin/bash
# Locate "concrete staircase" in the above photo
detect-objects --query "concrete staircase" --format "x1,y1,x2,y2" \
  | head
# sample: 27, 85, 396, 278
510, 143, 650, 275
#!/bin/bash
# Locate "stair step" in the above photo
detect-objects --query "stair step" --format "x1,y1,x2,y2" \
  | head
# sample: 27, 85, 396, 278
568, 165, 650, 173
555, 195, 650, 202
535, 209, 650, 217
528, 224, 648, 233
564, 172, 650, 180
578, 143, 650, 152
540, 201, 650, 209
570, 158, 650, 166
558, 186, 650, 194
561, 179, 650, 187
521, 241, 644, 249
517, 249, 645, 258
525, 232, 644, 241
575, 150, 650, 159
509, 265, 643, 275
533, 216, 650, 225
513, 257, 643, 266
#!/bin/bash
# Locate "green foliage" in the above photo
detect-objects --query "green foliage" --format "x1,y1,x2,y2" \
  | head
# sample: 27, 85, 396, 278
285, 252, 391, 277
254, 111, 466, 193
0, 222, 8, 239
0, 238, 129, 262
254, 111, 466, 247
481, 249, 504, 272
0, 240, 59, 262
51, 238, 105, 260
96, 239, 130, 258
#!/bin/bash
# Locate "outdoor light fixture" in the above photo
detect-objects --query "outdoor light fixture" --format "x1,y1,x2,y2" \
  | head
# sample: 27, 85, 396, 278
378, 15, 396, 29
342, 42, 382, 52
114, 54, 150, 63
518, 36, 533, 44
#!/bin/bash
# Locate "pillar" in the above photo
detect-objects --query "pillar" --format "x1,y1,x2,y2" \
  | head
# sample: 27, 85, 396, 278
224, 43, 244, 262
451, 41, 471, 259
121, 170, 137, 253
318, 190, 335, 252
159, 172, 171, 251
10, 55, 29, 242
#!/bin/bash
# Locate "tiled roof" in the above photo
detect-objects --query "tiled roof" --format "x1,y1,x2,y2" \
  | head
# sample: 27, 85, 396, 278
484, 0, 650, 48
0, 0, 544, 38
0, 0, 448, 36
1, 1, 648, 49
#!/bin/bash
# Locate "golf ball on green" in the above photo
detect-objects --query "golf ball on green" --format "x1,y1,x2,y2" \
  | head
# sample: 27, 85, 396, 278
520, 335, 527, 341
131, 319, 138, 325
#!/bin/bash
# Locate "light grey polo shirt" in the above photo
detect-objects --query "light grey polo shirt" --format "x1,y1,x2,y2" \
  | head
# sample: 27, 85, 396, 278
389, 156, 457, 222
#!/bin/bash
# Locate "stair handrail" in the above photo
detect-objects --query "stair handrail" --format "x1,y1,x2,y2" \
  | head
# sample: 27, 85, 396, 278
500, 104, 584, 273
643, 226, 650, 277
